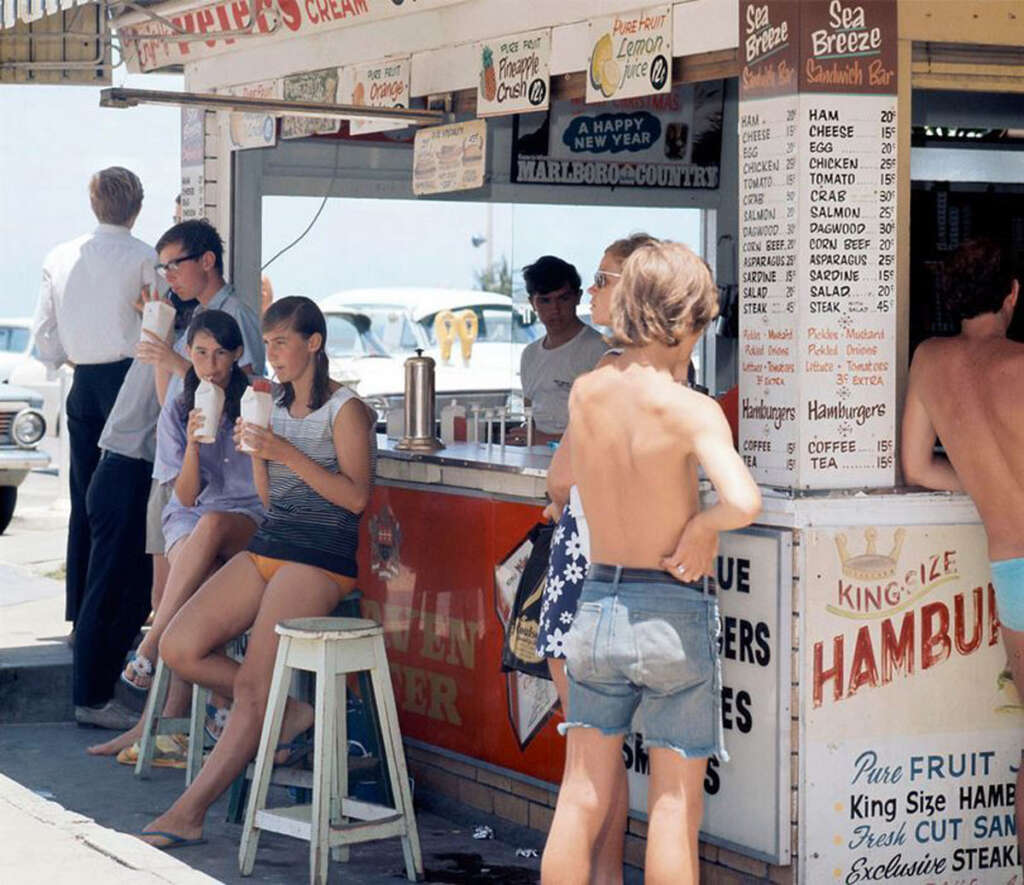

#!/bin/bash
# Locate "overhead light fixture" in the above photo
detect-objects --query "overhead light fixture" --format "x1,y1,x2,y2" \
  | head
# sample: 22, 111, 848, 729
99, 87, 450, 126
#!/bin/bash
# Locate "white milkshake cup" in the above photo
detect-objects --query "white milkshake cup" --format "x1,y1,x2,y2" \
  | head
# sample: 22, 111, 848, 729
194, 379, 225, 444
141, 299, 176, 343
240, 378, 273, 452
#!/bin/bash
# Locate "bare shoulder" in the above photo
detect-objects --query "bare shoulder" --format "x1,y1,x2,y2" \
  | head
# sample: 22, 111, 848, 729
662, 384, 727, 432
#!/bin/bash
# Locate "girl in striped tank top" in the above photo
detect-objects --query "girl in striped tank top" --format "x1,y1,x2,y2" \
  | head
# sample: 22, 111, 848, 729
140, 296, 375, 851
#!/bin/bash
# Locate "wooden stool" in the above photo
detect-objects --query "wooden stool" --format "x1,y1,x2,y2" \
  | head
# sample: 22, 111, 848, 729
239, 617, 422, 885
135, 657, 209, 785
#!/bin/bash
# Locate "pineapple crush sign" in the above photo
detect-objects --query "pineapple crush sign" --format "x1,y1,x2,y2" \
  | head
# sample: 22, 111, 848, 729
586, 6, 672, 104
475, 29, 551, 118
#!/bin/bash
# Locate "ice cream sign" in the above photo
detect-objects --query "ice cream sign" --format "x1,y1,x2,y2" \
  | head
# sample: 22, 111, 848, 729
475, 29, 550, 118
585, 6, 672, 104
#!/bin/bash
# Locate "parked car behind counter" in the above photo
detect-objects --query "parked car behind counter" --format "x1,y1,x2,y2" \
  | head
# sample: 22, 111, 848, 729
319, 288, 539, 405
0, 384, 50, 533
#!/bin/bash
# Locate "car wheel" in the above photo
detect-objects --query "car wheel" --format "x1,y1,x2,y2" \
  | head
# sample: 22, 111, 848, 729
0, 486, 16, 535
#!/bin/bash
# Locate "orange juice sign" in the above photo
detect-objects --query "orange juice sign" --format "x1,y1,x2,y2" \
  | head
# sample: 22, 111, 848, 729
342, 57, 411, 136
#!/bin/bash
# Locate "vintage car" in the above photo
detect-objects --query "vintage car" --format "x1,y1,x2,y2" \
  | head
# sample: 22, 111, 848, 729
0, 383, 49, 534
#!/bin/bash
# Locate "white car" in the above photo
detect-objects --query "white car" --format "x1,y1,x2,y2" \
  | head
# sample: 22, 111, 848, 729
1, 318, 65, 437
0, 318, 32, 382
319, 288, 539, 407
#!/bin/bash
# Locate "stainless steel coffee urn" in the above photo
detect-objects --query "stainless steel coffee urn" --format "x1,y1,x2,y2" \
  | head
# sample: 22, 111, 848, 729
396, 349, 444, 452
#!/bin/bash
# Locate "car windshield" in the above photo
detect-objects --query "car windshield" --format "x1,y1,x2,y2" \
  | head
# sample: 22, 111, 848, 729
0, 326, 30, 353
419, 307, 540, 347
324, 313, 389, 358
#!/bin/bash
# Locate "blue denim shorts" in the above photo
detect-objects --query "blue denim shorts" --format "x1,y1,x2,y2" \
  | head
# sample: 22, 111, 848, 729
561, 564, 727, 761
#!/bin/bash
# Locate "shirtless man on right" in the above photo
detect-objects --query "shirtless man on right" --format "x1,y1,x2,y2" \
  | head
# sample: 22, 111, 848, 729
540, 241, 761, 885
901, 236, 1024, 856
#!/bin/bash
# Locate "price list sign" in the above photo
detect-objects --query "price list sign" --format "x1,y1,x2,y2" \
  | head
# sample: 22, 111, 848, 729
797, 0, 897, 487
738, 1, 800, 487
737, 0, 897, 490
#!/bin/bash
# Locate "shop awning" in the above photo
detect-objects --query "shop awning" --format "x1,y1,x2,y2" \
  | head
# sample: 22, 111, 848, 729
0, 0, 112, 83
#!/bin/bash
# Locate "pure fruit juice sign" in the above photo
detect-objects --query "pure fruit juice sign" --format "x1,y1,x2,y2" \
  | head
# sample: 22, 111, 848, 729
341, 57, 411, 136
586, 6, 672, 104
476, 29, 550, 118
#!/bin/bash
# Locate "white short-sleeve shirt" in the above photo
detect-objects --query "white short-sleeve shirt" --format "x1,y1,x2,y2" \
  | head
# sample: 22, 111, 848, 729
520, 324, 606, 435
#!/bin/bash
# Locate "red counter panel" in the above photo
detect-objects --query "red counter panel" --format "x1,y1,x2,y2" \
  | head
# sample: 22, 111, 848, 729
357, 485, 565, 784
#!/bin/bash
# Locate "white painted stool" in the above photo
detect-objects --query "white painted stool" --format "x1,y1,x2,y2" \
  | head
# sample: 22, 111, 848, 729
136, 656, 209, 785
239, 617, 422, 885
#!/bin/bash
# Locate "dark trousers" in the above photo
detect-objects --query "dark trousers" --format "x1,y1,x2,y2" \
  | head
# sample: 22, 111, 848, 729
65, 359, 132, 623
72, 452, 153, 707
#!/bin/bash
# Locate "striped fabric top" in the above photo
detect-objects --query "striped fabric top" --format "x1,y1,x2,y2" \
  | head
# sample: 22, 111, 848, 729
247, 385, 375, 578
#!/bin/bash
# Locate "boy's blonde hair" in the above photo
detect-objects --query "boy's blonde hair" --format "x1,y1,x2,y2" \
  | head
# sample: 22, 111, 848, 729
89, 167, 144, 226
609, 241, 719, 348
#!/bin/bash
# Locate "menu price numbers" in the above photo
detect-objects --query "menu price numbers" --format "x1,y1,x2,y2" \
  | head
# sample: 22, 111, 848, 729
879, 269, 894, 282
879, 172, 895, 186
877, 454, 894, 469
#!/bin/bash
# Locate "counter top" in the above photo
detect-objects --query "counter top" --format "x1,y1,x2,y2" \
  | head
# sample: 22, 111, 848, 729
375, 435, 984, 527
377, 436, 553, 477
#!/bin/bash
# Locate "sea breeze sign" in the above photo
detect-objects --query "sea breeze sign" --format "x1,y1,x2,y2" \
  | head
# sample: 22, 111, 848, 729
340, 57, 411, 136
737, 0, 898, 490
512, 81, 723, 190
626, 528, 793, 862
117, 0, 467, 74
412, 119, 486, 196
475, 29, 550, 118
585, 6, 672, 103
802, 524, 1021, 884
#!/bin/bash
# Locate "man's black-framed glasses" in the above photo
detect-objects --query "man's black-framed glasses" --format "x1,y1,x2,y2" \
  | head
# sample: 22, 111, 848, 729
156, 253, 203, 277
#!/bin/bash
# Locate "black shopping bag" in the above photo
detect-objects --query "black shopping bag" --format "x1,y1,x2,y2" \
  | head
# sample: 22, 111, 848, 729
500, 521, 555, 680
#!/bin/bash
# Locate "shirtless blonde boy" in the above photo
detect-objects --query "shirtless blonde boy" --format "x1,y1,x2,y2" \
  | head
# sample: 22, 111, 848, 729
540, 241, 761, 885
901, 237, 1024, 855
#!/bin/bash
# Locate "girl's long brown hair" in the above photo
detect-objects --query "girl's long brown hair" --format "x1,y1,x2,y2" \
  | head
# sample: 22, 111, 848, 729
263, 296, 331, 411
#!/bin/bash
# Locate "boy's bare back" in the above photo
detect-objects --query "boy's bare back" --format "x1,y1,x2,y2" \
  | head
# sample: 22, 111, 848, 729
907, 336, 1024, 559
568, 361, 730, 569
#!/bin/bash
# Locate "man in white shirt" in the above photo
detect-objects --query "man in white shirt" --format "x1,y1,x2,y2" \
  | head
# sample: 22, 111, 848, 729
32, 167, 161, 631
514, 255, 606, 444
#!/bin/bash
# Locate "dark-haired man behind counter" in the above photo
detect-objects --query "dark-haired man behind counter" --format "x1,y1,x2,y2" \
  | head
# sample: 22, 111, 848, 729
508, 255, 606, 446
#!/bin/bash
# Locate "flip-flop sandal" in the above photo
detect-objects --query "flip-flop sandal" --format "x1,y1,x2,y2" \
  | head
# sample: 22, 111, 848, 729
121, 652, 154, 691
274, 734, 314, 768
204, 704, 230, 744
139, 830, 207, 851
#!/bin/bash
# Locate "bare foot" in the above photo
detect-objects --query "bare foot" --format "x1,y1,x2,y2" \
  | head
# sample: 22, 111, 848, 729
87, 720, 144, 756
275, 698, 315, 764
138, 807, 204, 848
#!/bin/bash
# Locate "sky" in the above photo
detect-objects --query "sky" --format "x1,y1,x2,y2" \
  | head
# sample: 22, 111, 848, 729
0, 69, 700, 320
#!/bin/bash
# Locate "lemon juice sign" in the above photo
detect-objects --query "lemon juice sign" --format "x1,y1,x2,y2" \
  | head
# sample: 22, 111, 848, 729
586, 6, 672, 103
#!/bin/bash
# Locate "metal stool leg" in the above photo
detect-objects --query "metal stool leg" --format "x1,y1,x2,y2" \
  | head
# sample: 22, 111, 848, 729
239, 635, 293, 877
135, 657, 171, 779
370, 636, 423, 882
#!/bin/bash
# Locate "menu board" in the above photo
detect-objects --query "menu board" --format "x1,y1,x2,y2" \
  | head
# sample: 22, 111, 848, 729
475, 29, 550, 118
226, 79, 278, 151
412, 119, 486, 196
737, 1, 800, 487
180, 106, 205, 221
796, 1, 897, 486
803, 524, 1019, 884
341, 58, 411, 136
585, 6, 672, 104
281, 67, 341, 140
737, 0, 897, 490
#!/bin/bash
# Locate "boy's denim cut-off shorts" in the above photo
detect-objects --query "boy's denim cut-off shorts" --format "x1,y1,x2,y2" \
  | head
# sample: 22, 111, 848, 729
561, 564, 727, 761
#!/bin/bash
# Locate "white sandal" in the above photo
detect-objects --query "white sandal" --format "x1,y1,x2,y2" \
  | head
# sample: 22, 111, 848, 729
121, 651, 154, 691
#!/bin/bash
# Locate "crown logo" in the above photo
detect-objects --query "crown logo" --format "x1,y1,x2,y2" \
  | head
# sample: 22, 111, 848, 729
835, 527, 906, 580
